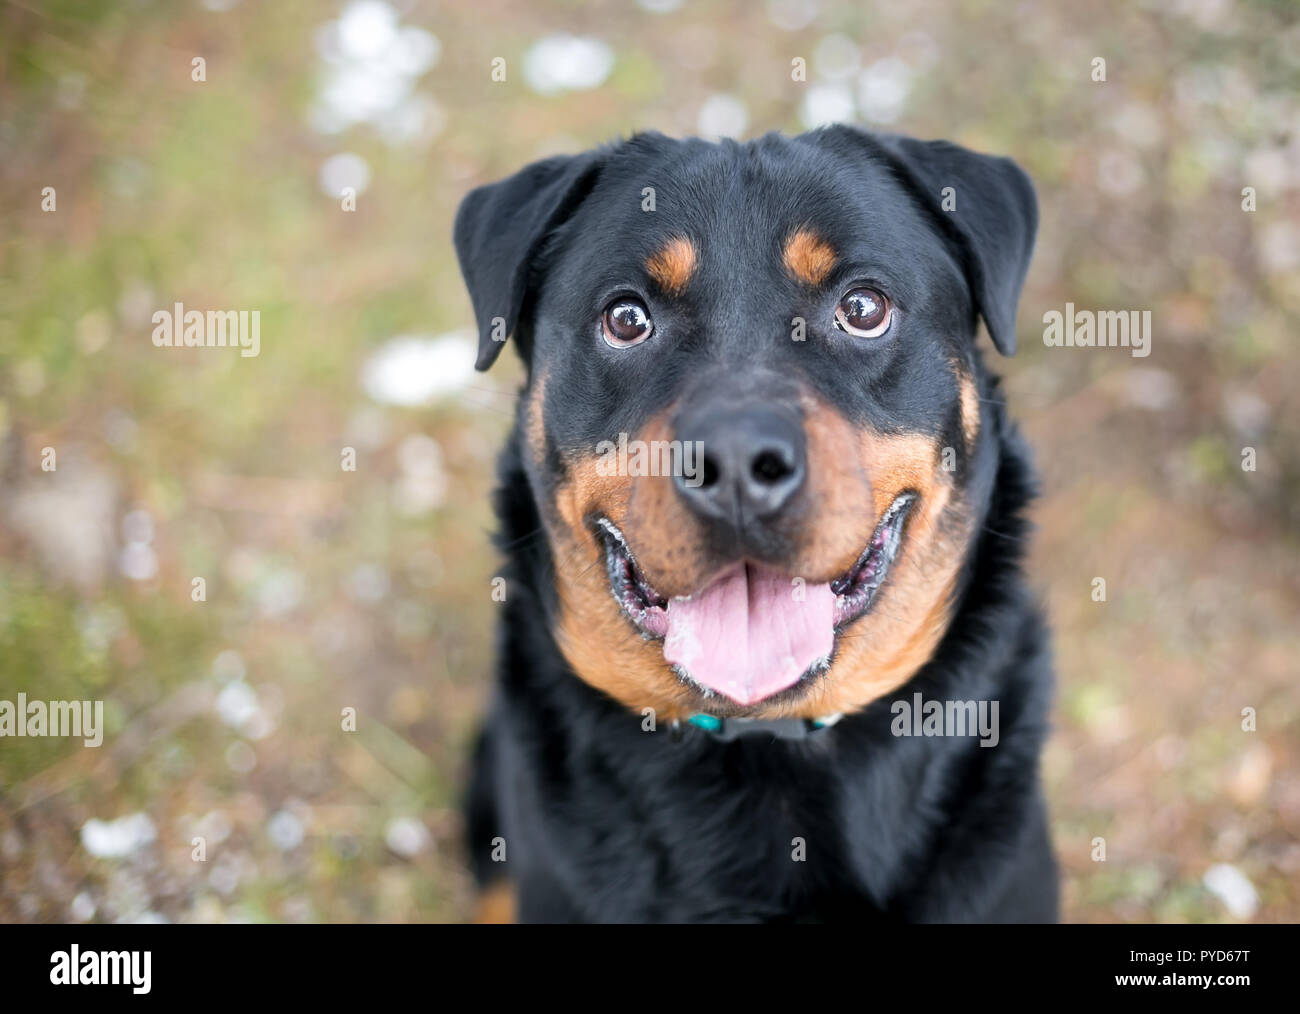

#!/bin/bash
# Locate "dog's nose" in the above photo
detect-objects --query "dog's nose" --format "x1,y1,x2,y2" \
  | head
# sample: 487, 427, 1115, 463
673, 405, 806, 527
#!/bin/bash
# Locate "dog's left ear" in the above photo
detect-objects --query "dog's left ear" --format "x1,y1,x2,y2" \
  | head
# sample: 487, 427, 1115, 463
869, 133, 1038, 356
453, 152, 604, 371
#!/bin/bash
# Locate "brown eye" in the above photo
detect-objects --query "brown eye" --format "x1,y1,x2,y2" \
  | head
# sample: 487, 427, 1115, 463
834, 287, 892, 338
602, 299, 654, 348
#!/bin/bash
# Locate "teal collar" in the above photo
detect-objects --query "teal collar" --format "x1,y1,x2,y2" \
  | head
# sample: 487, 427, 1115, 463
674, 712, 843, 743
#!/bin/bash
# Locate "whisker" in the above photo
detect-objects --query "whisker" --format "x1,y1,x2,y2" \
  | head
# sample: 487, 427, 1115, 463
980, 525, 1029, 544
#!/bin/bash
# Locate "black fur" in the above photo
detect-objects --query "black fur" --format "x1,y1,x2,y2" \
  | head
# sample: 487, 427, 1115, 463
457, 127, 1058, 922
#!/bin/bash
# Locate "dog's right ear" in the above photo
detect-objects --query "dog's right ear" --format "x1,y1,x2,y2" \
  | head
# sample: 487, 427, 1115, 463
453, 152, 604, 372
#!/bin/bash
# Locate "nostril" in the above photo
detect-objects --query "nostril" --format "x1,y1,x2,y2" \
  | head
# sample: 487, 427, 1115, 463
699, 455, 721, 489
751, 449, 794, 486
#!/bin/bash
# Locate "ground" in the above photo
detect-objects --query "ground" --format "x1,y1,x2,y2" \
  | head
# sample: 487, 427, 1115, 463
1, 0, 1297, 923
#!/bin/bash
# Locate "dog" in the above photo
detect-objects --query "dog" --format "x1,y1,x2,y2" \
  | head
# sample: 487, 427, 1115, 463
453, 125, 1057, 923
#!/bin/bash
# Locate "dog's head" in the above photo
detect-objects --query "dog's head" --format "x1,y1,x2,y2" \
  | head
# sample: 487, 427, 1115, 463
454, 127, 1036, 720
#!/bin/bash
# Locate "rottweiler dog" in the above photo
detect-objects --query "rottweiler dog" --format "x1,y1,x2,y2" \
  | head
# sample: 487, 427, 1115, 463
453, 125, 1057, 923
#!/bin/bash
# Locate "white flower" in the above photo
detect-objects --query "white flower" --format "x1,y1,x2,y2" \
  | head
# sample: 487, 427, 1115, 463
523, 35, 614, 95
1203, 863, 1259, 919
385, 817, 431, 857
697, 94, 749, 141
81, 813, 156, 859
360, 332, 476, 406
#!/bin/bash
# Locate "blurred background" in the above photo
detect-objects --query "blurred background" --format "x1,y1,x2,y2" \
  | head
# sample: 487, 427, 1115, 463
1, 0, 1298, 924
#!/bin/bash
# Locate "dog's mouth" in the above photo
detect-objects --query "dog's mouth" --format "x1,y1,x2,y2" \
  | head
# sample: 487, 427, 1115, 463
595, 493, 915, 707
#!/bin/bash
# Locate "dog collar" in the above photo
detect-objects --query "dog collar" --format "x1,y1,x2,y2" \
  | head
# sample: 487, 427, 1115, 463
672, 712, 843, 743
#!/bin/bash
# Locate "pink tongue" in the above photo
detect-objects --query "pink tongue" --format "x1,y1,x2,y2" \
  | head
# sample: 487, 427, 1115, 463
662, 564, 835, 706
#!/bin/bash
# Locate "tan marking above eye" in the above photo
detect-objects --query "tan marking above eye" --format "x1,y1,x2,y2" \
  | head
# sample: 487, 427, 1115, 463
782, 229, 837, 286
645, 236, 697, 295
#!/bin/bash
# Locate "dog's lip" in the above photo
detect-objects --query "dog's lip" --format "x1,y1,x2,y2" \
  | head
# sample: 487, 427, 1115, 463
593, 492, 916, 641
596, 518, 670, 639
829, 491, 915, 630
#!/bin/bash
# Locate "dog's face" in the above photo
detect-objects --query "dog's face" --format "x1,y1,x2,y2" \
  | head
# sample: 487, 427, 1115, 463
455, 127, 1036, 721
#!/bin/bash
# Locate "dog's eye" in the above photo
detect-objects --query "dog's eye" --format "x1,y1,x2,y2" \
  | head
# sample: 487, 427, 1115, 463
834, 287, 892, 338
602, 299, 654, 348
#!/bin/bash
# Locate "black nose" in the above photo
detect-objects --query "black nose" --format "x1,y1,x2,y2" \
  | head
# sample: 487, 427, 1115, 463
673, 405, 806, 529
